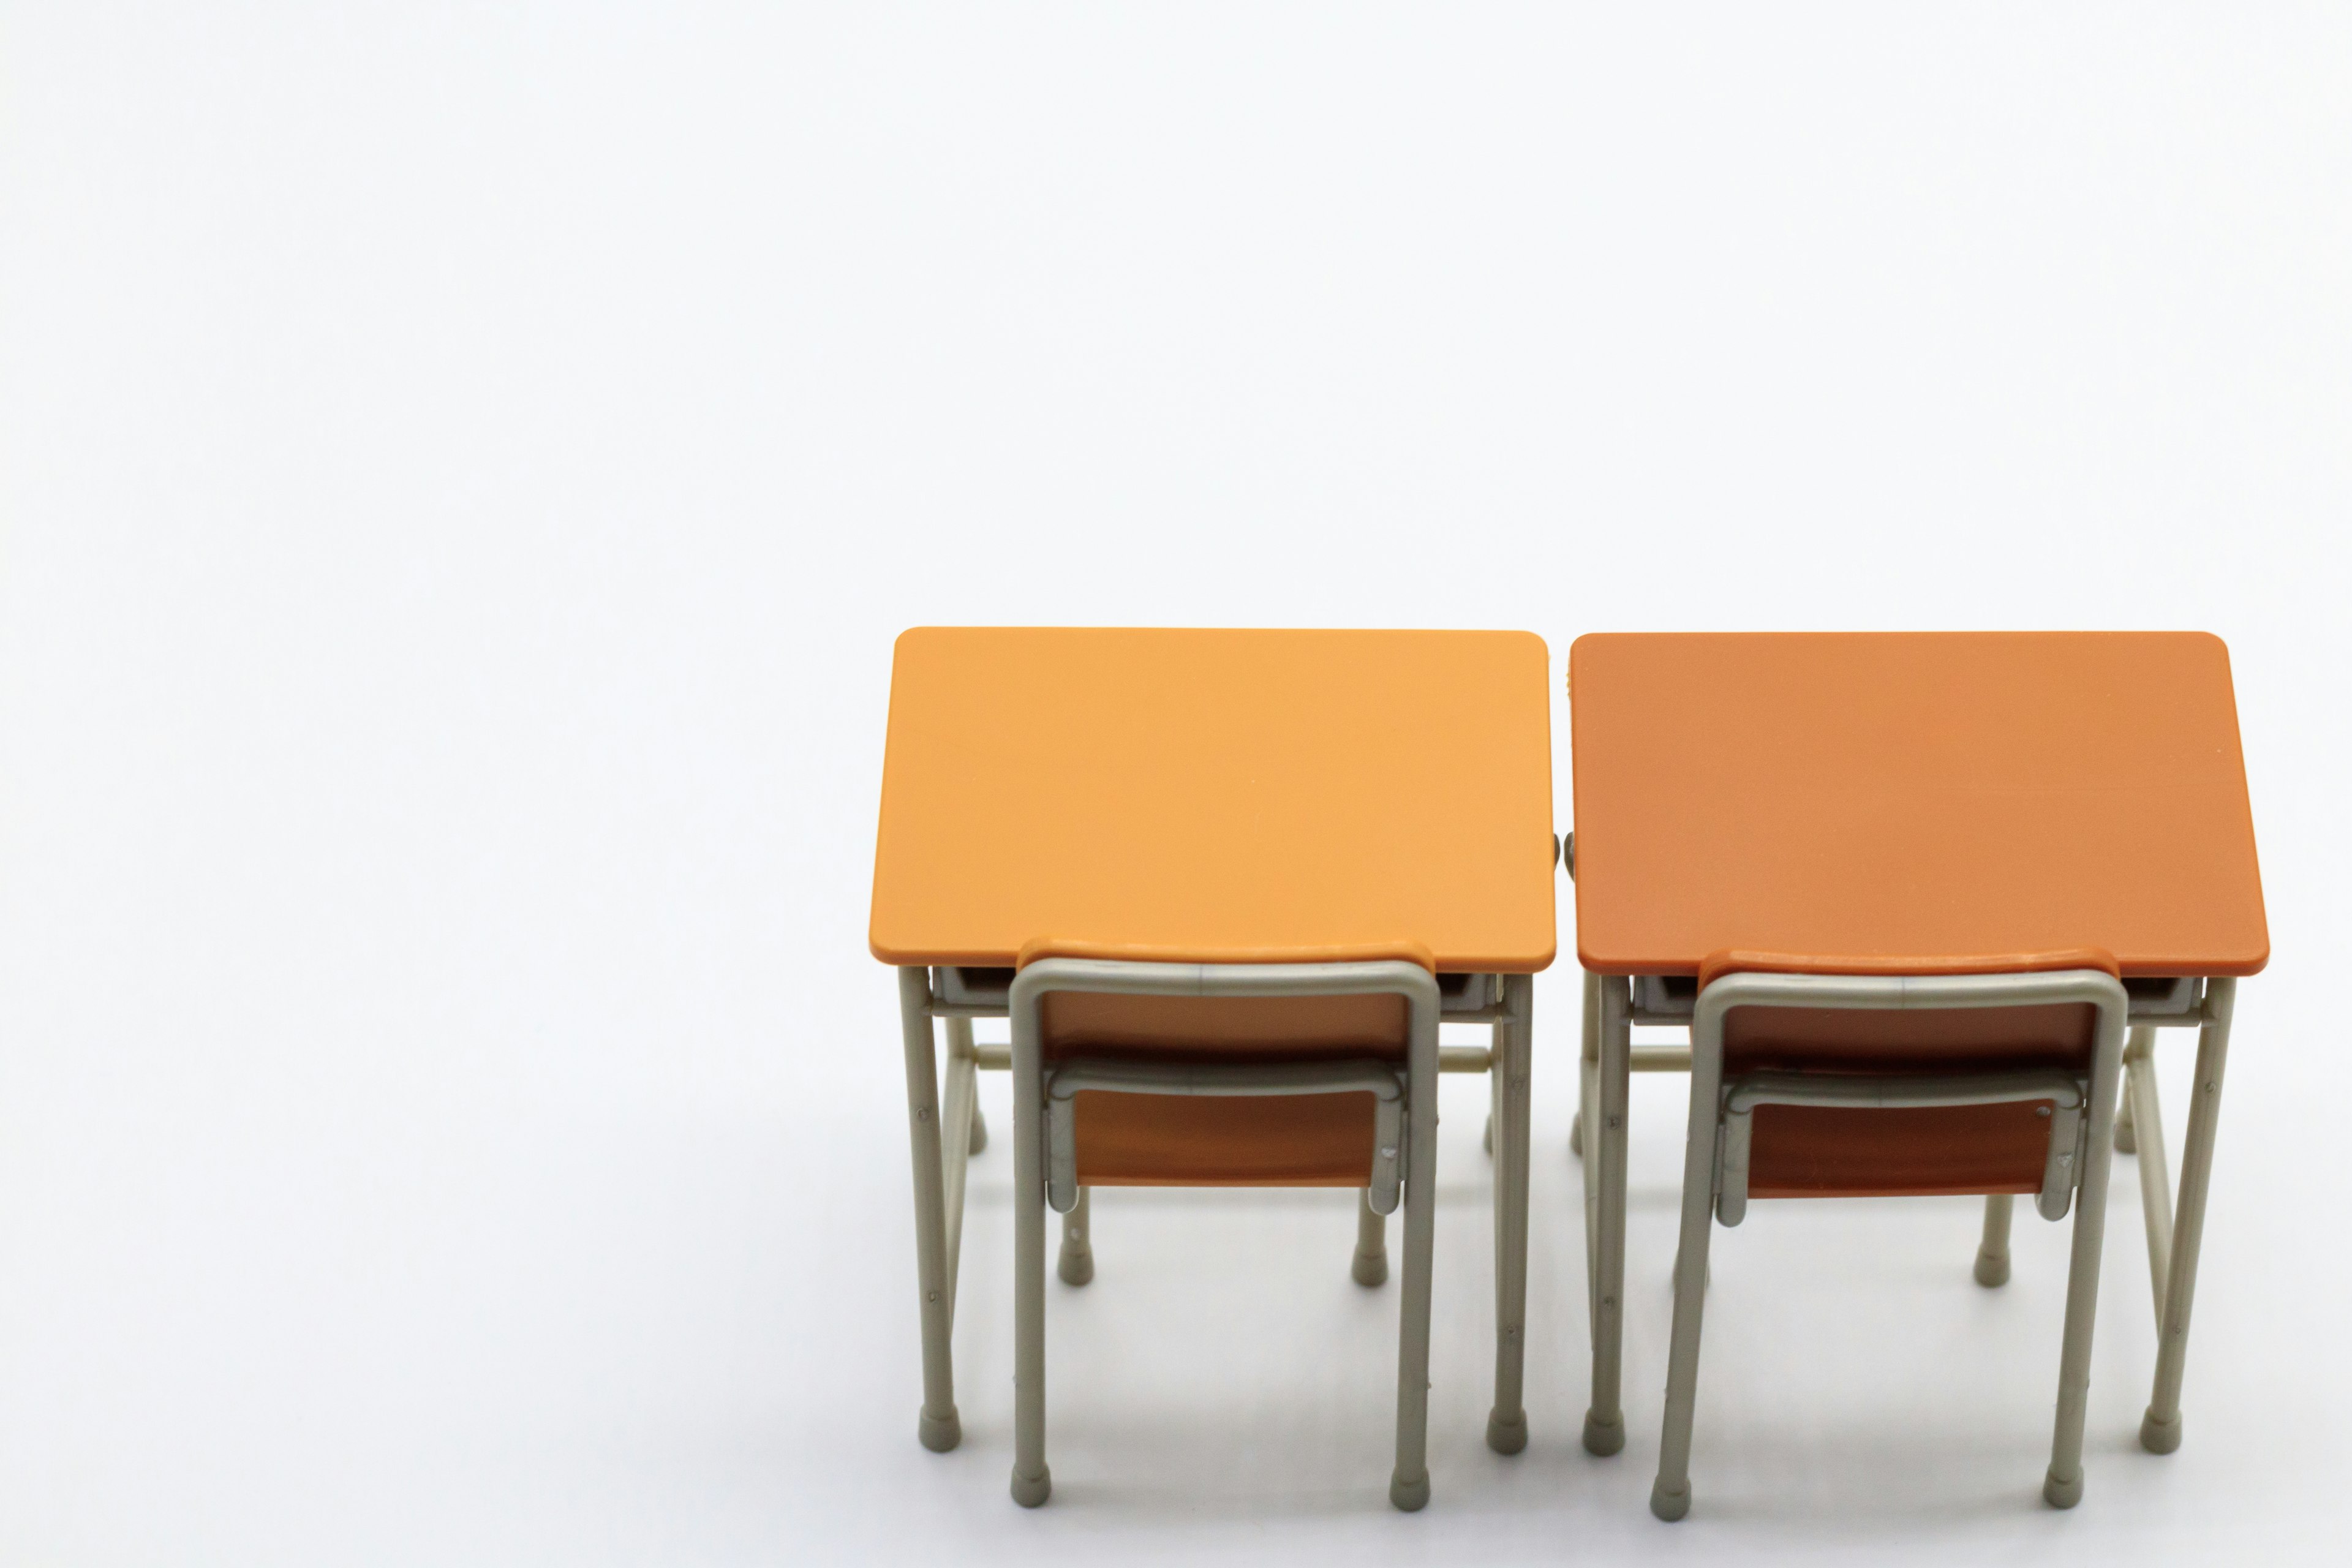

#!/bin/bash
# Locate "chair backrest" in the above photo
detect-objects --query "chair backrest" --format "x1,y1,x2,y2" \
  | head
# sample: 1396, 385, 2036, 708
1011, 948, 1440, 1198
1694, 952, 2128, 1208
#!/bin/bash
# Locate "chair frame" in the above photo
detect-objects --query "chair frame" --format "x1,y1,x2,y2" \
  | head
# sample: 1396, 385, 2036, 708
1645, 966, 2130, 1520
1008, 956, 1442, 1510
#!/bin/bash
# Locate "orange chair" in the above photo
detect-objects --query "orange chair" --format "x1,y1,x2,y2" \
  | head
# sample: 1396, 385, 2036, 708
1004, 945, 1450, 1510
1646, 951, 2130, 1520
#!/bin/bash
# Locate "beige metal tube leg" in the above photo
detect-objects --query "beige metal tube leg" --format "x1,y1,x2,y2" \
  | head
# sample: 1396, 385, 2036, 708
1009, 987, 1052, 1506
1486, 974, 1534, 1455
1584, 973, 1630, 1456
1353, 1187, 1389, 1286
1057, 1187, 1095, 1286
1389, 1035, 1439, 1511
1649, 1034, 1722, 1521
2141, 979, 2234, 1455
2122, 1028, 2174, 1331
898, 968, 962, 1453
2044, 1029, 2125, 1507
1975, 1193, 2015, 1287
941, 1017, 979, 1318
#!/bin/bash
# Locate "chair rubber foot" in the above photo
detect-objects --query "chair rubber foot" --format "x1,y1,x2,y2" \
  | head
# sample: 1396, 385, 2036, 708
1973, 1250, 2011, 1288
969, 1108, 989, 1155
1011, 1464, 1052, 1507
1389, 1470, 1430, 1512
1486, 1409, 1528, 1455
1352, 1248, 1389, 1287
1649, 1479, 1691, 1521
918, 1406, 962, 1452
2043, 1467, 2084, 1509
1582, 1409, 1626, 1457
2140, 1407, 2184, 1454
1057, 1245, 1095, 1287
1569, 1114, 1584, 1159
2113, 1121, 2135, 1155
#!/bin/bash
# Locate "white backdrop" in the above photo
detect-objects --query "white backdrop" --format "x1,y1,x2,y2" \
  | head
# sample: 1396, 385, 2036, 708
4, 6, 2348, 1564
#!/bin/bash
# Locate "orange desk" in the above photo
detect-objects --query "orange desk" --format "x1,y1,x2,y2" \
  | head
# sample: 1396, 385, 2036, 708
874, 627, 1558, 971
875, 627, 1558, 1455
1566, 631, 2266, 1460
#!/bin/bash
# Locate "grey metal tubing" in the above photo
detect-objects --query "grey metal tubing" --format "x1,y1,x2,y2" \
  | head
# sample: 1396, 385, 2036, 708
1008, 956, 1442, 1512
1354, 1186, 1389, 1286
1975, 1193, 2016, 1287
2141, 976, 2234, 1455
897, 967, 962, 1453
1486, 973, 1534, 1455
1584, 972, 1631, 1457
2122, 1027, 2174, 1329
1044, 1058, 1408, 1216
1716, 1069, 2086, 1227
940, 1017, 981, 1319
1632, 1044, 1692, 1072
1058, 1187, 1093, 1286
1649, 967, 2128, 1520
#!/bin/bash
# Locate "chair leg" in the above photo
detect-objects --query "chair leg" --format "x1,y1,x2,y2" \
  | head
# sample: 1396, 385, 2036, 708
1353, 1187, 1389, 1286
2045, 1036, 2124, 1508
1651, 1041, 1722, 1522
1058, 1187, 1095, 1286
1975, 1193, 2015, 1287
1585, 973, 1630, 1457
897, 969, 962, 1453
1487, 973, 1534, 1455
1009, 1005, 1052, 1507
1389, 1044, 1439, 1511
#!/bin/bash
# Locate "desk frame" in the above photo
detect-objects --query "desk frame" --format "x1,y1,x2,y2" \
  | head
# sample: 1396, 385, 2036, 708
1575, 963, 2237, 1461
897, 963, 1537, 1461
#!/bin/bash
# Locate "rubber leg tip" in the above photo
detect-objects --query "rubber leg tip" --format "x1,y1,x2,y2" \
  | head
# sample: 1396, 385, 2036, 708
1582, 1410, 1626, 1457
1649, 1480, 1691, 1521
1485, 1410, 1529, 1455
1973, 1251, 2011, 1288
918, 1408, 962, 1453
1569, 1116, 1584, 1158
2043, 1468, 2084, 1509
1389, 1471, 1430, 1512
969, 1110, 989, 1155
1352, 1249, 1389, 1287
1057, 1245, 1095, 1287
2140, 1408, 2184, 1455
1010, 1465, 1052, 1507
2113, 1123, 2135, 1155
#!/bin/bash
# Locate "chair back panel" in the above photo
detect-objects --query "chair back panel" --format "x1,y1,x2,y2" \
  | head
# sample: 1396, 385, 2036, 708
1040, 990, 1409, 1064
1072, 1090, 1375, 1186
1724, 1001, 2098, 1077
1747, 1101, 2057, 1198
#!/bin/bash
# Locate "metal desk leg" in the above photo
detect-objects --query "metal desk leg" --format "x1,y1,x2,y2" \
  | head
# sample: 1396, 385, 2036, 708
897, 967, 962, 1452
2122, 1026, 2174, 1331
2142, 978, 2235, 1455
1583, 973, 1630, 1456
1487, 974, 1534, 1454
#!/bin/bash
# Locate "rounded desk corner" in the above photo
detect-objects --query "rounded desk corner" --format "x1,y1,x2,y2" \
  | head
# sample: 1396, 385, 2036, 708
867, 924, 918, 969
891, 625, 948, 660
1499, 627, 1552, 664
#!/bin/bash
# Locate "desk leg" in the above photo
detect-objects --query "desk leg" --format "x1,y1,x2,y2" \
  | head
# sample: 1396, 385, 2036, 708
897, 967, 962, 1452
1487, 974, 1533, 1454
1583, 973, 1630, 1456
2142, 978, 2235, 1455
